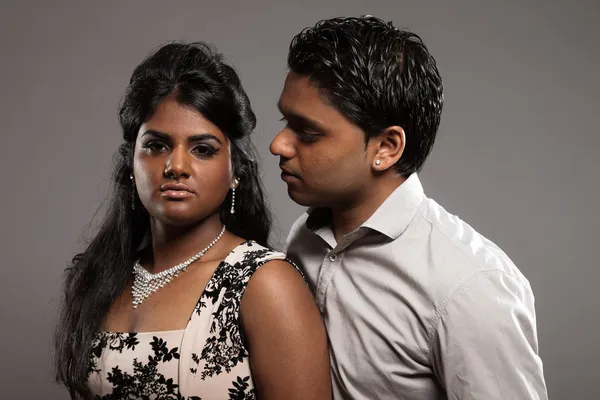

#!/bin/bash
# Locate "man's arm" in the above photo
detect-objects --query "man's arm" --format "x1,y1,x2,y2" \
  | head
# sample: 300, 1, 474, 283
431, 270, 548, 399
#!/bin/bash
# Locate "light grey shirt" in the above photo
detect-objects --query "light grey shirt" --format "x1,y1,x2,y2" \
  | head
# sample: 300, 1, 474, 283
285, 173, 547, 400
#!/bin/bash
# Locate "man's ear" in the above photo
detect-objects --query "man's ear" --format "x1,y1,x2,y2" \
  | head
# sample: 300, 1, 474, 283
372, 126, 405, 171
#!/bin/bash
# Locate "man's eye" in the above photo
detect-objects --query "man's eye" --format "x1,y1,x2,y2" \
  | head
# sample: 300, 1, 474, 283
297, 132, 319, 143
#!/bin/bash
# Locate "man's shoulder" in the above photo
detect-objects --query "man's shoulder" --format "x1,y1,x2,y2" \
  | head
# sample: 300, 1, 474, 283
414, 196, 530, 289
284, 210, 314, 252
289, 210, 311, 234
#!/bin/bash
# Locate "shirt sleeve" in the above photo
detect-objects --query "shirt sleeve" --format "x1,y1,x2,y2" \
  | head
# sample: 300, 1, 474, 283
431, 270, 548, 399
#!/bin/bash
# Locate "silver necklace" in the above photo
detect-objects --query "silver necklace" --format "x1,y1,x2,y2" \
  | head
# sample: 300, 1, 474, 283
131, 225, 226, 308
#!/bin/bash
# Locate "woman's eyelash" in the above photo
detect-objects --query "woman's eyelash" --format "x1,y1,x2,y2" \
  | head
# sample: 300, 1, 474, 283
143, 141, 167, 151
193, 145, 218, 156
143, 142, 218, 156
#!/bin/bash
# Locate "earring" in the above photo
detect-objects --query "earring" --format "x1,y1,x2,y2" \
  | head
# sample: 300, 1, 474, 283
375, 160, 381, 165
130, 173, 136, 210
230, 178, 239, 215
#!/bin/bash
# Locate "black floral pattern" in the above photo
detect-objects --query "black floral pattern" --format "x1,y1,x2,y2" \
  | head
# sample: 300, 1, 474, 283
191, 246, 273, 380
227, 376, 254, 400
88, 241, 290, 399
91, 335, 184, 399
89, 333, 139, 375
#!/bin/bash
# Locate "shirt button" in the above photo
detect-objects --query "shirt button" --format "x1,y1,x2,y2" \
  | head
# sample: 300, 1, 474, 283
329, 254, 337, 262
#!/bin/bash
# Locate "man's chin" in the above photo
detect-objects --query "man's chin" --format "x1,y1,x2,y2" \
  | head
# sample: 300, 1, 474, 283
286, 187, 319, 208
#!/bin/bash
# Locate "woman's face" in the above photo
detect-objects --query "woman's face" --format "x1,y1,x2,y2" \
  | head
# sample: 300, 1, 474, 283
132, 96, 235, 227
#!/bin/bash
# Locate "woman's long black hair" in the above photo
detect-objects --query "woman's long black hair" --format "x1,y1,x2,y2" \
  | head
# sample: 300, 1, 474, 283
54, 42, 272, 399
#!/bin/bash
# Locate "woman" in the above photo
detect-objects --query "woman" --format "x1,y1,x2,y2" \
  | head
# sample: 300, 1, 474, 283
54, 42, 331, 400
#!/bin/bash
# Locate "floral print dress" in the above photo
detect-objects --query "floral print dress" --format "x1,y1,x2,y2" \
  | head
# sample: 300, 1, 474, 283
87, 241, 288, 399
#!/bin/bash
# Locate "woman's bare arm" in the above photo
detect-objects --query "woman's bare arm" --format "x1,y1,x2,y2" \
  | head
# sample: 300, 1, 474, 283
241, 260, 332, 399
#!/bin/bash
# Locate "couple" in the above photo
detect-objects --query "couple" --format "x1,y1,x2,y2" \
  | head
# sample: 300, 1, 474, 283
54, 16, 548, 400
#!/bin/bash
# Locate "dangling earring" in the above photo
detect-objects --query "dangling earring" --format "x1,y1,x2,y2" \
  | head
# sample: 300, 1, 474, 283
230, 178, 239, 215
130, 173, 136, 210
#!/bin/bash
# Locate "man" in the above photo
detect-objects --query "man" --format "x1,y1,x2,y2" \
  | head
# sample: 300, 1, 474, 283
270, 15, 548, 399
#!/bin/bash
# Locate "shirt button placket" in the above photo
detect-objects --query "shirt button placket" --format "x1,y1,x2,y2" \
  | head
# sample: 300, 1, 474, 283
316, 251, 340, 312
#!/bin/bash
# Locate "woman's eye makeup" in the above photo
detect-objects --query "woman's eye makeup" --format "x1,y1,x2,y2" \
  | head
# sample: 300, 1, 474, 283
141, 130, 224, 157
192, 144, 218, 157
143, 140, 168, 152
142, 140, 219, 157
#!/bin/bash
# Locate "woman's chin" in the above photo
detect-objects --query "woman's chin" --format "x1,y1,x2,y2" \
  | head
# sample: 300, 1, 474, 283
150, 204, 205, 227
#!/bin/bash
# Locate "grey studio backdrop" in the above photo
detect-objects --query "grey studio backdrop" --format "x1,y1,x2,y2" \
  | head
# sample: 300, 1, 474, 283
1, 0, 598, 398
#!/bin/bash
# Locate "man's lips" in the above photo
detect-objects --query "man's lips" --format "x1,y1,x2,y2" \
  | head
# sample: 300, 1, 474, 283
280, 169, 301, 183
280, 166, 300, 179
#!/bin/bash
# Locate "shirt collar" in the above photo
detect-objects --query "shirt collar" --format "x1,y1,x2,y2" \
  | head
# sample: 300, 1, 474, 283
361, 173, 424, 239
305, 173, 425, 240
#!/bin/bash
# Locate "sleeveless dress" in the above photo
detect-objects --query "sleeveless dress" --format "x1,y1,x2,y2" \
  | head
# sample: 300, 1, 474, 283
87, 240, 290, 399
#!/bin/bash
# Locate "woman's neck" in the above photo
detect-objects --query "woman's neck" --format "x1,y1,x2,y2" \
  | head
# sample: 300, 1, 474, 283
144, 214, 225, 274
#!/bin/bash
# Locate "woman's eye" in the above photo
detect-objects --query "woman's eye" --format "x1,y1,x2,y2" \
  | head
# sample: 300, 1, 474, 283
144, 141, 167, 152
193, 145, 217, 157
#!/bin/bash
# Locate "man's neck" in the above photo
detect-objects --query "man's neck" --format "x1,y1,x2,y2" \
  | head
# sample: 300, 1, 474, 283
330, 174, 406, 243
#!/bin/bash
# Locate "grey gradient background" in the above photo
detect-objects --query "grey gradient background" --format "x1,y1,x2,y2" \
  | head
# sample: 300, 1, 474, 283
1, 0, 598, 398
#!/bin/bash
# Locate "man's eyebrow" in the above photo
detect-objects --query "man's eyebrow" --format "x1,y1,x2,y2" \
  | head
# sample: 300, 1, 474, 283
277, 103, 326, 132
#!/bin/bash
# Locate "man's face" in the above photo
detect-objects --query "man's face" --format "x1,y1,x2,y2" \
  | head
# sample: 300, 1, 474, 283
270, 72, 376, 208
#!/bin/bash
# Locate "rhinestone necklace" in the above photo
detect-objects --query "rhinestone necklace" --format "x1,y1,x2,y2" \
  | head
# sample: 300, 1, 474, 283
131, 225, 226, 308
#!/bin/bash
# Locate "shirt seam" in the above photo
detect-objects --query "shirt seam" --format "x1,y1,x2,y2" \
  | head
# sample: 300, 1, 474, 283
425, 268, 531, 366
417, 207, 523, 278
426, 269, 483, 366
417, 207, 528, 364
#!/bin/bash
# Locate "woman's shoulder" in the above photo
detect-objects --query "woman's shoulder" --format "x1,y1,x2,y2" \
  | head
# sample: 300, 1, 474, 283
227, 240, 287, 264
224, 240, 305, 283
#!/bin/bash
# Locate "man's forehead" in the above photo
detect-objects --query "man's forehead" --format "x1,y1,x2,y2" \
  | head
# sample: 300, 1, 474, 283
279, 73, 330, 112
283, 72, 320, 96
